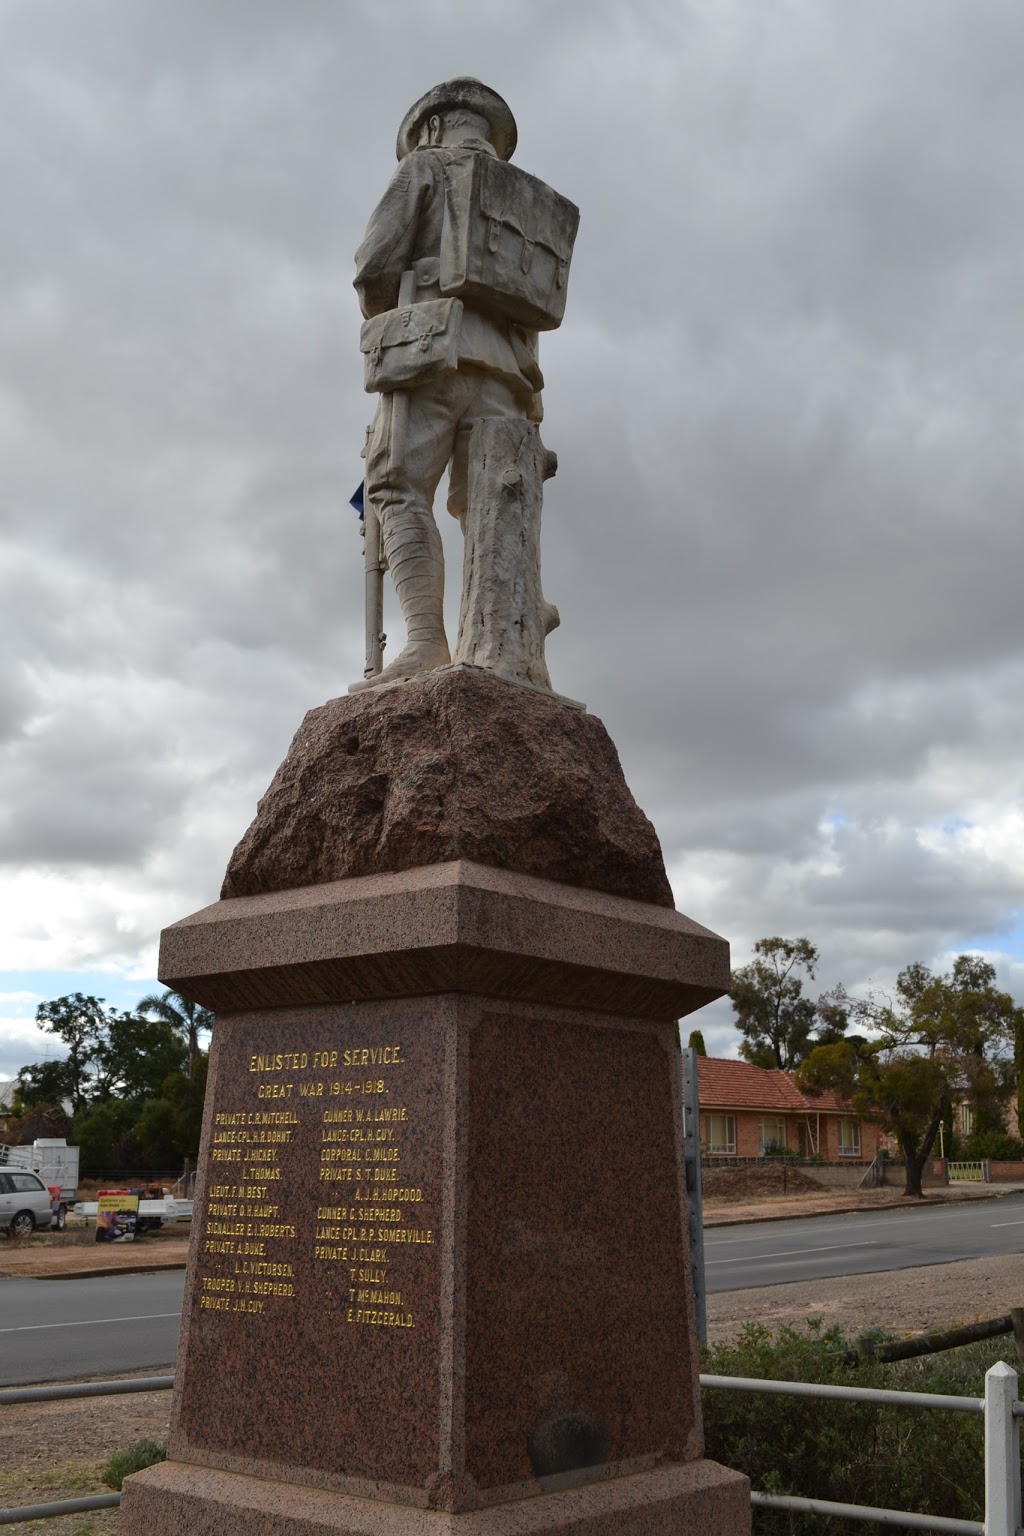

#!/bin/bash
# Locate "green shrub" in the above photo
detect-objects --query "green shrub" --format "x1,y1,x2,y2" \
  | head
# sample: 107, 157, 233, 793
962, 1130, 1024, 1161
701, 1323, 1016, 1532
102, 1439, 166, 1490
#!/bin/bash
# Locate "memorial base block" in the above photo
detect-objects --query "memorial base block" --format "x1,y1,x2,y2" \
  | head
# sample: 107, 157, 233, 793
123, 1458, 750, 1536
119, 861, 747, 1534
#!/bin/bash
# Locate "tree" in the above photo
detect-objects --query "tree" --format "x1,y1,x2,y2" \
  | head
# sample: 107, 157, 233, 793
96, 1013, 187, 1103
2, 1090, 70, 1144
17, 993, 187, 1119
10, 991, 209, 1176
134, 1058, 208, 1167
134, 1098, 179, 1168
32, 994, 110, 1113
162, 1054, 208, 1159
687, 1029, 707, 1056
136, 990, 212, 1079
73, 1099, 138, 1170
14, 1058, 78, 1113
730, 937, 845, 1070
798, 955, 1023, 1197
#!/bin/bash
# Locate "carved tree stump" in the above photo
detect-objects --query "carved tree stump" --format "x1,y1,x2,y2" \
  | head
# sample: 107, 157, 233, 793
454, 417, 559, 689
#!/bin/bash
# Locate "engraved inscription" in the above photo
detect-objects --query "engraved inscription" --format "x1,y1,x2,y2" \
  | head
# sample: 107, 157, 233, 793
196, 1032, 432, 1331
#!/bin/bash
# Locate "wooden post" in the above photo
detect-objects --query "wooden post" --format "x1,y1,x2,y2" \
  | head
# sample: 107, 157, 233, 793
454, 418, 559, 689
1010, 1307, 1024, 1368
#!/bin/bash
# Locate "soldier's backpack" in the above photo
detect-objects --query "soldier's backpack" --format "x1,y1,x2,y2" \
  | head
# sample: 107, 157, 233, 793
439, 154, 579, 332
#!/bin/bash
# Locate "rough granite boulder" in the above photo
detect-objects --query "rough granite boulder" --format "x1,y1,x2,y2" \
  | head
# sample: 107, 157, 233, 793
222, 666, 674, 907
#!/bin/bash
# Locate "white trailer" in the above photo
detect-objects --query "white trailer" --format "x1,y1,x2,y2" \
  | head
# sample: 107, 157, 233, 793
0, 1139, 79, 1203
74, 1194, 184, 1231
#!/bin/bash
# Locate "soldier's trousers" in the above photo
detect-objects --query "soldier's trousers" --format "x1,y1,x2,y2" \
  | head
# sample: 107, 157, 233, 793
364, 369, 529, 643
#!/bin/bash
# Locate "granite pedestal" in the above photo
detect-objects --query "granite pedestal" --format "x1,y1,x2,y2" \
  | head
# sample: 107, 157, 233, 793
120, 862, 748, 1533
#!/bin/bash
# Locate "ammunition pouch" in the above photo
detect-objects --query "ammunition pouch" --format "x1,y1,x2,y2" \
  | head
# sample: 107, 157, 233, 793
361, 297, 464, 393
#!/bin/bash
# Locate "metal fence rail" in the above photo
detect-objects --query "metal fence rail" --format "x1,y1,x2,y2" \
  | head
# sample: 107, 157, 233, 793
0, 1493, 121, 1527
0, 1374, 174, 1406
702, 1362, 1022, 1535
700, 1372, 984, 1413
2, 1365, 1021, 1530
748, 1490, 984, 1533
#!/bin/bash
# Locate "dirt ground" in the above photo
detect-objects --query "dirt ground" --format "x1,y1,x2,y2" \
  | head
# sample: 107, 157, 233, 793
0, 1221, 190, 1280
703, 1162, 827, 1201
0, 1370, 171, 1533
703, 1182, 1012, 1227
706, 1250, 1024, 1344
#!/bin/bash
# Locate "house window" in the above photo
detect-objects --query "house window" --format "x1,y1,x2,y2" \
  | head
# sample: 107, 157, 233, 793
706, 1113, 736, 1154
837, 1118, 861, 1156
759, 1117, 787, 1154
960, 1104, 974, 1137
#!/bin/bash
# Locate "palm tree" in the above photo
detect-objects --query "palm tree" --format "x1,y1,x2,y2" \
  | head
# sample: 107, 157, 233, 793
136, 990, 212, 1080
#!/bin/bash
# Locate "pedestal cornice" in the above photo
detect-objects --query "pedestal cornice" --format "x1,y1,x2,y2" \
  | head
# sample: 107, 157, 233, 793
159, 860, 729, 1021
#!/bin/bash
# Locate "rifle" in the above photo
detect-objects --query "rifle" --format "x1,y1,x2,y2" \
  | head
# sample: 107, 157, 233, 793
362, 491, 386, 679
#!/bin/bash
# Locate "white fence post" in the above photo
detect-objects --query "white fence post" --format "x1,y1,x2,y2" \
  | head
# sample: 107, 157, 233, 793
984, 1361, 1021, 1536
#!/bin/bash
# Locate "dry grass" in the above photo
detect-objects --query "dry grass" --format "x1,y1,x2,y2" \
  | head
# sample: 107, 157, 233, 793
0, 1376, 171, 1532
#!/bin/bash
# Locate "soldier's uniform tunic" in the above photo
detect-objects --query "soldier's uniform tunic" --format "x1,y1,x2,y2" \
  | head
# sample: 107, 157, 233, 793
354, 139, 542, 672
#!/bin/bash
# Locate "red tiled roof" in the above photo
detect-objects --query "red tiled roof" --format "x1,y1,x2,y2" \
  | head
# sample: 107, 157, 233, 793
696, 1056, 851, 1115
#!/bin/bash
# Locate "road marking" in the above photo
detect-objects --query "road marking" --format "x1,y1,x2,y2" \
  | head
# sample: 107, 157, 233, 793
0, 1313, 180, 1335
705, 1223, 896, 1248
990, 1219, 1024, 1228
706, 1241, 875, 1267
704, 1204, 1024, 1248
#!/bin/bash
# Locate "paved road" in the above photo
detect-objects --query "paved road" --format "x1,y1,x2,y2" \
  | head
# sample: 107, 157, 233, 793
0, 1271, 185, 1386
704, 1192, 1024, 1292
3, 1198, 1024, 1383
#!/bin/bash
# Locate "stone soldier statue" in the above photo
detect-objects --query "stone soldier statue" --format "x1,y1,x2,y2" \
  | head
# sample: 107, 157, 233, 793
351, 78, 578, 692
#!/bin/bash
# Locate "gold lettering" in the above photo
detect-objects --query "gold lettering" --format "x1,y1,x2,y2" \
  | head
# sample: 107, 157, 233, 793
345, 1306, 414, 1328
248, 1052, 309, 1073
245, 1221, 296, 1239
340, 1045, 402, 1068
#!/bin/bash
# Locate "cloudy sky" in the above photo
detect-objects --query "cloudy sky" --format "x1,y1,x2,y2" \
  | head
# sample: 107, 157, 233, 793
3, 0, 1023, 1086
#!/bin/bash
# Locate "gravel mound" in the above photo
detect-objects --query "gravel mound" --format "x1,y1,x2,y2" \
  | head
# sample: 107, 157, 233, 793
703, 1163, 826, 1201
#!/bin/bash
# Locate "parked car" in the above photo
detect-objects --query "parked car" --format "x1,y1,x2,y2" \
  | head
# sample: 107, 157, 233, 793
0, 1169, 56, 1237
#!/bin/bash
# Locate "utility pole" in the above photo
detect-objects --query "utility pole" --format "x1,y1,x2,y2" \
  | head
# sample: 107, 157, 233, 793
681, 1045, 706, 1344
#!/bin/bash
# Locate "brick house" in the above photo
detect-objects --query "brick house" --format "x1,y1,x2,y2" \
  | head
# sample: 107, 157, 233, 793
951, 1093, 1021, 1146
696, 1056, 881, 1161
